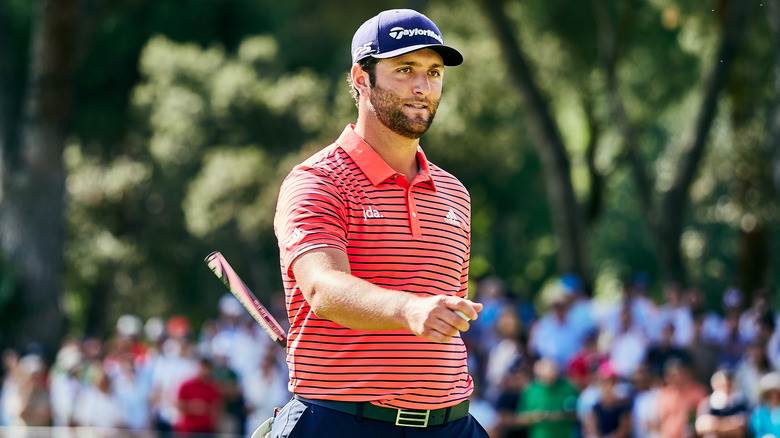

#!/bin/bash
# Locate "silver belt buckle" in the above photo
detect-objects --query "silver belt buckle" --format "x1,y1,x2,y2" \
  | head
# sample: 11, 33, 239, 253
395, 408, 430, 427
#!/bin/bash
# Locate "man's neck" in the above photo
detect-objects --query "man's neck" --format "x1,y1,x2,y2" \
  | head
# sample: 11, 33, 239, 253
354, 112, 420, 181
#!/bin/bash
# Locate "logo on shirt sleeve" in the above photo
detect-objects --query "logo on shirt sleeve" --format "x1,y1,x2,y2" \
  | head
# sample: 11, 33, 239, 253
285, 227, 307, 248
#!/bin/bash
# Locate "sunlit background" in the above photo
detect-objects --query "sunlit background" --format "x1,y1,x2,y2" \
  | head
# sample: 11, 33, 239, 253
0, 0, 778, 437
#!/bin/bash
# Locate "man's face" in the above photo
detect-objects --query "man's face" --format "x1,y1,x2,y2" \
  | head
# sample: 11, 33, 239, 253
366, 49, 444, 139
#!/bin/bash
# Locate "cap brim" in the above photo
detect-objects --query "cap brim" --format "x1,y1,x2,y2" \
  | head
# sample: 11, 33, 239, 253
371, 43, 463, 66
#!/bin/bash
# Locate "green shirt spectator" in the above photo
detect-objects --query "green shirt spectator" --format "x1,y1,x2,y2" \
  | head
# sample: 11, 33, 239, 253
517, 375, 579, 438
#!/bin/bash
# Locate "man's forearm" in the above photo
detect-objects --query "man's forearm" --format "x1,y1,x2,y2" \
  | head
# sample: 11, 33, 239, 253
305, 269, 414, 331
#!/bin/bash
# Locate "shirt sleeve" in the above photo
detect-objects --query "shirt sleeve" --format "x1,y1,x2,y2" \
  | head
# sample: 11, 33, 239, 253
274, 166, 348, 278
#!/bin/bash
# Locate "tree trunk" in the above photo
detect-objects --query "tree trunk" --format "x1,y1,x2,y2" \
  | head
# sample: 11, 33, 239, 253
770, 0, 780, 197
594, 0, 748, 285
655, 0, 748, 284
0, 0, 80, 356
737, 227, 769, 296
481, 0, 591, 284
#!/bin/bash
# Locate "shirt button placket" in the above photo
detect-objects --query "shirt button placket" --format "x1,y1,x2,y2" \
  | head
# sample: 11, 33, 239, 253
408, 187, 421, 238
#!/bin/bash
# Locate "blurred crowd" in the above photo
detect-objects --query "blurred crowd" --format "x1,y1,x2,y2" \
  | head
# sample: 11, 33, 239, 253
0, 295, 289, 437
464, 275, 780, 438
1, 275, 780, 438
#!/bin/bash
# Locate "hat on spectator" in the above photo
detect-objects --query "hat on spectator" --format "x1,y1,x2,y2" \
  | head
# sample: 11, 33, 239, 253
723, 287, 743, 309
117, 314, 142, 337
219, 293, 243, 317
560, 273, 582, 295
597, 361, 618, 380
144, 317, 165, 342
166, 315, 190, 338
759, 372, 780, 397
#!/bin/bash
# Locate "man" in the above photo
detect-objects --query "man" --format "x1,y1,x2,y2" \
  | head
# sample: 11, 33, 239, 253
656, 359, 707, 438
270, 8, 485, 438
515, 358, 578, 438
174, 358, 223, 436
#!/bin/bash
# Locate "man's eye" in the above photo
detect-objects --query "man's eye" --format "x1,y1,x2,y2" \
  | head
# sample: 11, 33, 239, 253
429, 70, 442, 77
398, 67, 411, 73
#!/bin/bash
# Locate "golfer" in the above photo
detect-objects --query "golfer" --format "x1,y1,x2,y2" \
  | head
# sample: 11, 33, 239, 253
270, 8, 486, 437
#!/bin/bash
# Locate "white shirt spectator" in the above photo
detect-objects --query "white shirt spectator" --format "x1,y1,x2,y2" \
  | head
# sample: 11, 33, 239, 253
0, 373, 22, 426
149, 340, 198, 425
608, 328, 647, 378
211, 324, 266, 382
485, 339, 520, 395
73, 386, 125, 428
632, 388, 661, 438
244, 362, 289, 433
658, 305, 694, 346
530, 311, 582, 368
768, 329, 780, 371
50, 371, 81, 426
113, 365, 150, 430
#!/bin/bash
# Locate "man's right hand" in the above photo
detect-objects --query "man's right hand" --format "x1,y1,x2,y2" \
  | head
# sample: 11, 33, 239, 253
403, 295, 482, 343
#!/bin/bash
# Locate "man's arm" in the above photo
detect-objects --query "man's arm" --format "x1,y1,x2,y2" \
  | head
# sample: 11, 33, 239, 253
293, 247, 482, 343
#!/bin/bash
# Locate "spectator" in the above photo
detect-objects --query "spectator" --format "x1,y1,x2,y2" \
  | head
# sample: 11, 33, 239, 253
768, 321, 780, 371
750, 372, 780, 437
606, 305, 647, 378
112, 355, 150, 430
73, 366, 126, 429
631, 363, 662, 438
610, 273, 658, 339
149, 337, 198, 433
561, 274, 595, 342
739, 289, 771, 344
485, 305, 525, 401
244, 344, 289, 435
210, 342, 246, 436
567, 329, 607, 390
529, 291, 582, 368
717, 314, 745, 369
515, 358, 578, 438
688, 310, 720, 385
1, 349, 21, 426
736, 340, 774, 406
656, 359, 707, 438
493, 360, 531, 438
657, 282, 693, 346
645, 323, 691, 377
174, 357, 223, 436
583, 362, 631, 438
694, 369, 748, 438
49, 341, 82, 426
15, 354, 51, 427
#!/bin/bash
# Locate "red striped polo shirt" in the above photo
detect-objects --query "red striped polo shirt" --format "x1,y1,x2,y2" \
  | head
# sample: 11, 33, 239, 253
273, 124, 472, 410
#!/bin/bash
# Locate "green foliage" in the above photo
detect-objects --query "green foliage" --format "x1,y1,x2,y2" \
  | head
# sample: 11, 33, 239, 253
37, 0, 778, 337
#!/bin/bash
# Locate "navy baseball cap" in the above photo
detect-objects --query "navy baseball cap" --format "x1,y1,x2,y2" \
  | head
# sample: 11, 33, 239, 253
351, 9, 463, 66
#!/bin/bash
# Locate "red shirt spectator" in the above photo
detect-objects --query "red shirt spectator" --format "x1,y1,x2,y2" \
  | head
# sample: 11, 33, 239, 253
174, 358, 222, 434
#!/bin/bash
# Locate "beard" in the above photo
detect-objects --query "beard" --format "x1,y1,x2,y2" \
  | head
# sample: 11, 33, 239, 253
368, 84, 440, 139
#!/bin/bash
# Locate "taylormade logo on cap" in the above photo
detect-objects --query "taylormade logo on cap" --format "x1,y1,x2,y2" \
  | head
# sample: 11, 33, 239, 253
350, 9, 463, 66
388, 26, 443, 43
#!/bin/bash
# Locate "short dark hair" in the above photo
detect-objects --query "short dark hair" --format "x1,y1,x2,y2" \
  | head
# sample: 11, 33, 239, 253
347, 57, 379, 106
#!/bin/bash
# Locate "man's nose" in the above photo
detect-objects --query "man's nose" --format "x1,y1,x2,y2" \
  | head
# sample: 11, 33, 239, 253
412, 74, 431, 96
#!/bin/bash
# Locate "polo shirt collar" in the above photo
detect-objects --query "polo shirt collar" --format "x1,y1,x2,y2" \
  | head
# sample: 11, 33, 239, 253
336, 124, 436, 190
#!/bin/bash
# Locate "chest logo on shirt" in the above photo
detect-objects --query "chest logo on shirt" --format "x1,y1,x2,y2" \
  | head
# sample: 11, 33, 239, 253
362, 206, 384, 220
445, 208, 460, 226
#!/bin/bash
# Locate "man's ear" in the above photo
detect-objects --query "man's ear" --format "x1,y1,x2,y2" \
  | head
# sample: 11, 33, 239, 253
351, 63, 371, 96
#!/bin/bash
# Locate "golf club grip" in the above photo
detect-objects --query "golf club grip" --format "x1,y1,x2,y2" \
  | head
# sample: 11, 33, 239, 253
205, 251, 287, 349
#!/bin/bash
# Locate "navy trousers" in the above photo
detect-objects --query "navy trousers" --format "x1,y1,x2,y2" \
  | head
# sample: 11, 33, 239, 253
269, 398, 489, 438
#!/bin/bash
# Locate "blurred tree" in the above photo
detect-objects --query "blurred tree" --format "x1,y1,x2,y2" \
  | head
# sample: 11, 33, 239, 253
482, 0, 750, 285
481, 0, 593, 286
0, 0, 81, 356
